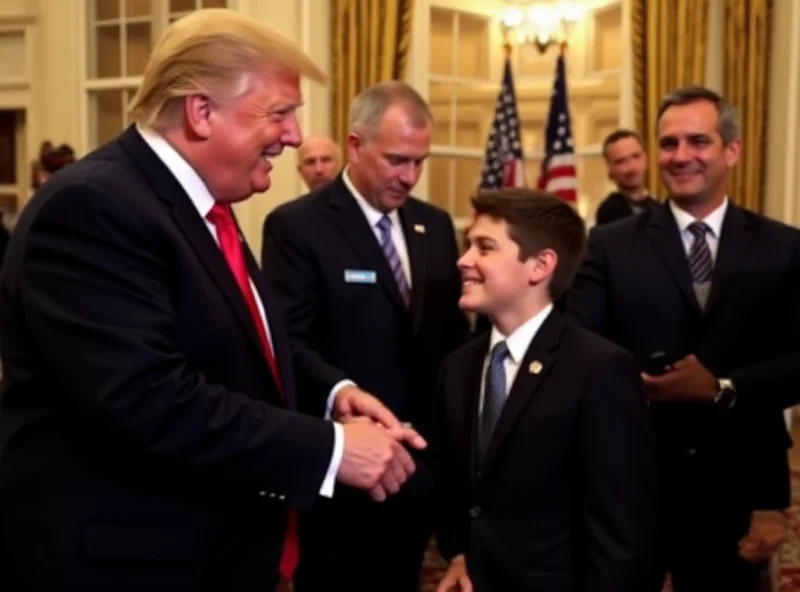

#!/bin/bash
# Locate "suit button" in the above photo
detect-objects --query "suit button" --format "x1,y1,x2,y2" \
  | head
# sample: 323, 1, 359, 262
684, 447, 697, 457
469, 505, 482, 519
258, 491, 267, 497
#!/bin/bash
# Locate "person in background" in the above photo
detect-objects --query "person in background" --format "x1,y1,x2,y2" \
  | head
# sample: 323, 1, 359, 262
30, 141, 76, 193
0, 10, 424, 592
595, 129, 657, 226
296, 135, 340, 191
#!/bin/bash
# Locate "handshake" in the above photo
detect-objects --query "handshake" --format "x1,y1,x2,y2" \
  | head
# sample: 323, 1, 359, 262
332, 385, 428, 501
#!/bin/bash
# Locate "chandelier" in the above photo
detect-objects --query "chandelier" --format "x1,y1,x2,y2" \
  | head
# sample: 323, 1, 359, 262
500, 1, 584, 54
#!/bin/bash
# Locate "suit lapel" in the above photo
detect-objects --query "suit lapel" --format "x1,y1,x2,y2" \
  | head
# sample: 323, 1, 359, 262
398, 202, 427, 333
646, 203, 702, 315
482, 310, 563, 471
465, 334, 490, 485
117, 126, 269, 372
243, 245, 295, 408
329, 177, 409, 311
705, 204, 753, 314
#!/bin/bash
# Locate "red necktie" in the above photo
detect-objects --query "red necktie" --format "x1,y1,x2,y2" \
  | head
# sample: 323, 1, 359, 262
206, 203, 299, 579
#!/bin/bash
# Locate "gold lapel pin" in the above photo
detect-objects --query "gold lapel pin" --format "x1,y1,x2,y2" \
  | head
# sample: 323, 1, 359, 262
529, 360, 543, 375
414, 224, 426, 234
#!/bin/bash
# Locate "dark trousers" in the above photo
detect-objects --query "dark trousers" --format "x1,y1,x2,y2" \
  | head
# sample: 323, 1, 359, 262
651, 451, 771, 592
293, 481, 434, 592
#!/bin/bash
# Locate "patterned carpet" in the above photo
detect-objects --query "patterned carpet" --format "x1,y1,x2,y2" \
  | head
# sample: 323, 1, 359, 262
776, 470, 800, 591
420, 539, 447, 592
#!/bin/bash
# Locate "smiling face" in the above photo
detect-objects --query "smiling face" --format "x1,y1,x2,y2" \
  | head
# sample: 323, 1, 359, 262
458, 214, 555, 332
657, 99, 740, 211
189, 67, 303, 203
346, 104, 432, 213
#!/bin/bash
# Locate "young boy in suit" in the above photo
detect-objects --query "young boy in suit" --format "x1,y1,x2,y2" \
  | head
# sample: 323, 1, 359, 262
434, 188, 658, 592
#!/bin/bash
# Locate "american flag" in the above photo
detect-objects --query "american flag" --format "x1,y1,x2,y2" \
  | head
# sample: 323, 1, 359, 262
478, 57, 525, 189
537, 51, 578, 203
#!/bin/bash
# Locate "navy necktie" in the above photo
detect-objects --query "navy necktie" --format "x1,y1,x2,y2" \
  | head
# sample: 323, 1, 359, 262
479, 341, 509, 464
376, 215, 411, 306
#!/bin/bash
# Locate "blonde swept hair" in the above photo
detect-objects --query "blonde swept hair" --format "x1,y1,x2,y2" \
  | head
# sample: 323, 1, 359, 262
128, 9, 327, 129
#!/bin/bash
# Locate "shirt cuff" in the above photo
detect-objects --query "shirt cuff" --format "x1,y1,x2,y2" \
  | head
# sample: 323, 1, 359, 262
325, 379, 356, 420
319, 422, 344, 498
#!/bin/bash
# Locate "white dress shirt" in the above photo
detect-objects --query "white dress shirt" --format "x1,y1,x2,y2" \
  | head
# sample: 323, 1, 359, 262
341, 167, 412, 286
669, 197, 729, 262
137, 125, 343, 498
480, 304, 554, 411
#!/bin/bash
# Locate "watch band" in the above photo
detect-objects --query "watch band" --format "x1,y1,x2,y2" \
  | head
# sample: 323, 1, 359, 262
715, 378, 737, 407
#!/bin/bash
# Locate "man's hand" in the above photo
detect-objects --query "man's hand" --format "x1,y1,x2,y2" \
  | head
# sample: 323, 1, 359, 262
641, 354, 717, 403
334, 385, 427, 450
738, 510, 790, 562
436, 555, 472, 592
337, 421, 417, 501
339, 414, 420, 501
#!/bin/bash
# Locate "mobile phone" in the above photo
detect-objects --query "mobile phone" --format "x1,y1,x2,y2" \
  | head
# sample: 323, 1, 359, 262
646, 351, 674, 376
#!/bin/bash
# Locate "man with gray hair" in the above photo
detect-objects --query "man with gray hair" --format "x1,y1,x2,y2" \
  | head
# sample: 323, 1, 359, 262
565, 85, 800, 591
262, 80, 470, 591
0, 10, 425, 592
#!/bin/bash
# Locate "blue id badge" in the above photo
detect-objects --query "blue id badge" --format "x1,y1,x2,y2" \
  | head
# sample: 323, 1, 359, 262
344, 269, 377, 284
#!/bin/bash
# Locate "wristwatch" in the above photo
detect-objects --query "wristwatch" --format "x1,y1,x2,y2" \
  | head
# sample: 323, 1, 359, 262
714, 378, 737, 408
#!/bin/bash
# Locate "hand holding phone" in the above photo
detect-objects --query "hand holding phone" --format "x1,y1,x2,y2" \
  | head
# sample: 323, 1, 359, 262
646, 351, 674, 376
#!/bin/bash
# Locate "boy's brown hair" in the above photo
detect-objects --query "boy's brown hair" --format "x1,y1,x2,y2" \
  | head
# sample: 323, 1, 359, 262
471, 188, 586, 300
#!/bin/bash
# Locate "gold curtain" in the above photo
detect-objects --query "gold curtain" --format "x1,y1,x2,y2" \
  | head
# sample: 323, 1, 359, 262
632, 0, 709, 198
723, 0, 772, 212
331, 0, 414, 150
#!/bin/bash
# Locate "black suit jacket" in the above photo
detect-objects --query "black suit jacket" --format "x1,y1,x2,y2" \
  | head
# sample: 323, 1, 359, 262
565, 201, 800, 513
0, 126, 334, 592
595, 191, 658, 226
435, 310, 657, 592
261, 175, 470, 440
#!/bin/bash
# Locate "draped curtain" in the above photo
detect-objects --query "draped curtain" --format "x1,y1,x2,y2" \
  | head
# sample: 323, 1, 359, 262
331, 0, 414, 151
723, 0, 772, 212
632, 0, 709, 198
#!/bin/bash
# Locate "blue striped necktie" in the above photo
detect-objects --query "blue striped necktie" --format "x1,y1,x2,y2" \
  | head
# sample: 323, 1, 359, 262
376, 215, 411, 306
479, 341, 509, 465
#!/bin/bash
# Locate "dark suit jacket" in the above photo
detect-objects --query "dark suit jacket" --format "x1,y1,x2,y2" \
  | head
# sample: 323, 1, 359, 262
595, 191, 658, 226
0, 221, 10, 268
435, 310, 657, 592
261, 175, 470, 441
0, 126, 334, 592
565, 201, 800, 515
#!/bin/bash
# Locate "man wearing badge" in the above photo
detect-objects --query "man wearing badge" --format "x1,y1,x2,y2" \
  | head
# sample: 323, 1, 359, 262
261, 81, 470, 591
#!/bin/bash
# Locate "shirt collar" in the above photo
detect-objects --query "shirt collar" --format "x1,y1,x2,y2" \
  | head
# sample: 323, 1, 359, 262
342, 166, 401, 229
136, 124, 217, 220
489, 303, 554, 364
669, 197, 728, 238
